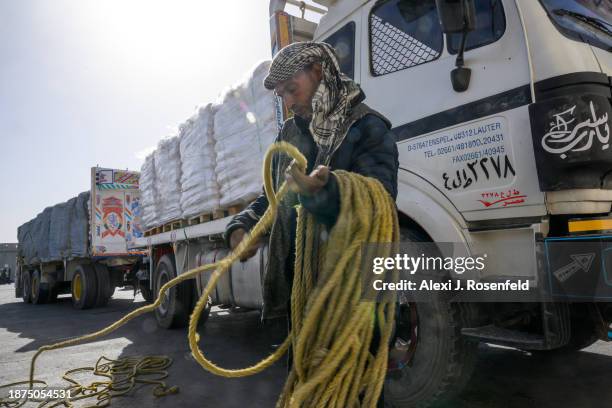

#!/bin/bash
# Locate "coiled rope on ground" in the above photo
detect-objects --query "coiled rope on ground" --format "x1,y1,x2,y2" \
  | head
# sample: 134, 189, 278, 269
0, 141, 399, 408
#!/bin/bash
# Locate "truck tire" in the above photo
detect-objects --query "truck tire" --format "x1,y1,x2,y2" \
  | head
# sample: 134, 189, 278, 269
47, 285, 58, 303
93, 263, 113, 307
45, 273, 58, 303
154, 254, 193, 329
30, 270, 49, 305
15, 266, 23, 298
537, 303, 600, 353
141, 284, 154, 303
22, 271, 32, 304
192, 284, 212, 327
71, 264, 98, 309
383, 228, 478, 408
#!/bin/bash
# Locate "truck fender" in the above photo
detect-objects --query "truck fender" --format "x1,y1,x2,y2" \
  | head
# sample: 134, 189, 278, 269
396, 170, 468, 245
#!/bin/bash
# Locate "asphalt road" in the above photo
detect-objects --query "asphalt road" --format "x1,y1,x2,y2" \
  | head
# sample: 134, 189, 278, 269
0, 284, 610, 408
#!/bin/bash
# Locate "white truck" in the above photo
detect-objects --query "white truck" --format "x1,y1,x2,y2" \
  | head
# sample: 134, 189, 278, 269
132, 0, 612, 405
15, 167, 146, 309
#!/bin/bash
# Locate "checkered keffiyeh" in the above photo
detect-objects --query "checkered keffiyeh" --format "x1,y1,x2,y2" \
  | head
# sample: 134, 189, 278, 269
264, 42, 362, 163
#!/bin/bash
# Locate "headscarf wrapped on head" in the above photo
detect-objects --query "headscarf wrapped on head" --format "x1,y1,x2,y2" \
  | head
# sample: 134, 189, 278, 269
264, 41, 362, 165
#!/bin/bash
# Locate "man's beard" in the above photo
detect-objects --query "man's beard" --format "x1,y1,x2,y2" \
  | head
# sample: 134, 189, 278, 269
291, 106, 313, 120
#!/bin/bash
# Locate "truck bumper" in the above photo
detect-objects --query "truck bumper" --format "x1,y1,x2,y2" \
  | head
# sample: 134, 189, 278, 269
543, 233, 612, 301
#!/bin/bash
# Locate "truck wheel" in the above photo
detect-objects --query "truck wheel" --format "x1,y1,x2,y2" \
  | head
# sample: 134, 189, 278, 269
47, 285, 58, 303
31, 270, 49, 305
192, 283, 212, 326
561, 303, 600, 351
140, 284, 154, 303
15, 266, 23, 298
537, 303, 600, 353
71, 264, 98, 309
383, 228, 478, 407
22, 271, 32, 304
154, 254, 193, 329
93, 264, 113, 307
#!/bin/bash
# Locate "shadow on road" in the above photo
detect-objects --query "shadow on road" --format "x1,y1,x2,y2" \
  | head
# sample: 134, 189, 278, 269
456, 343, 612, 408
1, 289, 287, 408
1, 288, 611, 407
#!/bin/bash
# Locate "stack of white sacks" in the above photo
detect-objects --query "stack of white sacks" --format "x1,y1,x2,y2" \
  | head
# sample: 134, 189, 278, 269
139, 60, 277, 229
154, 135, 183, 224
214, 61, 278, 207
179, 103, 220, 218
140, 154, 159, 229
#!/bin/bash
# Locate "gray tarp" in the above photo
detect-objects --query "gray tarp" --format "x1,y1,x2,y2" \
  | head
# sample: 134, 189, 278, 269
70, 192, 90, 258
31, 207, 52, 263
17, 220, 35, 263
48, 202, 71, 259
18, 191, 90, 265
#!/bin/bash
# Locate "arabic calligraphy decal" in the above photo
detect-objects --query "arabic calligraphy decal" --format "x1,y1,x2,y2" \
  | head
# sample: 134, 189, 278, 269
541, 101, 610, 159
478, 188, 526, 208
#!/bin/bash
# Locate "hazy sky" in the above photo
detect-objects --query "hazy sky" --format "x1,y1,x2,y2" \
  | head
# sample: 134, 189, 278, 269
0, 0, 318, 242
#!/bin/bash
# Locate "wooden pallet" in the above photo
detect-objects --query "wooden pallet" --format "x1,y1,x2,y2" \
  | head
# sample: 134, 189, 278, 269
188, 212, 213, 226
213, 204, 244, 220
144, 204, 247, 235
144, 226, 163, 237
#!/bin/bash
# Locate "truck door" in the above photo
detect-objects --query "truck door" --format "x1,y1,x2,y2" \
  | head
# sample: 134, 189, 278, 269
359, 0, 546, 222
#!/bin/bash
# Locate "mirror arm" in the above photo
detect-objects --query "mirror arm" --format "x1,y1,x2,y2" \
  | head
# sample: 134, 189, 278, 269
450, 28, 471, 92
455, 28, 468, 68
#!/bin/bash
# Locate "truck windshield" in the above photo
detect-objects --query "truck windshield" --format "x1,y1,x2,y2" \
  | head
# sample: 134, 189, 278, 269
539, 0, 612, 52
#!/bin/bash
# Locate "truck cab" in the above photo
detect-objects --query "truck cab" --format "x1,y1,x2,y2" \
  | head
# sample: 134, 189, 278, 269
128, 2, 610, 405
268, 0, 611, 405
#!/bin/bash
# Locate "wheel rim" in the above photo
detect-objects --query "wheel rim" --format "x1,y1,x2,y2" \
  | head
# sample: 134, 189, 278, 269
157, 271, 170, 315
388, 298, 419, 373
73, 273, 82, 302
31, 274, 39, 299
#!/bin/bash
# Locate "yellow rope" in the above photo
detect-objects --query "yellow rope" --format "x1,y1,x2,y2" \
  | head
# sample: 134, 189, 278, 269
0, 355, 177, 408
0, 141, 398, 408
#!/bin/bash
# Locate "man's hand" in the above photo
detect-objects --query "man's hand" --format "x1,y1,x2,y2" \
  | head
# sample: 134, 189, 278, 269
229, 228, 260, 262
285, 163, 330, 196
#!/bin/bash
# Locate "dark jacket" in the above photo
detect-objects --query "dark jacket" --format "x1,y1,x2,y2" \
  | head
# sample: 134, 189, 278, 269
223, 98, 399, 319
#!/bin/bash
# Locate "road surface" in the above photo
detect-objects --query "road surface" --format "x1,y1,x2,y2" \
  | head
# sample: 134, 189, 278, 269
0, 284, 610, 407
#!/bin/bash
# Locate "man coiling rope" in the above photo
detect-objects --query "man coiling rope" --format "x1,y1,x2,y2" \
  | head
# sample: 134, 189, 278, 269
0, 41, 400, 408
226, 41, 400, 406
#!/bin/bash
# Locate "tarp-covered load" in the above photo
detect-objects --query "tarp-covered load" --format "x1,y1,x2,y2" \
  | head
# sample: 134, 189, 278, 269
48, 202, 71, 259
18, 191, 90, 265
70, 192, 90, 258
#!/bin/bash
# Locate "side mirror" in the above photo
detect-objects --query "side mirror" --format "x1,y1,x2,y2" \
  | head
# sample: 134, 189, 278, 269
435, 0, 476, 33
435, 0, 476, 92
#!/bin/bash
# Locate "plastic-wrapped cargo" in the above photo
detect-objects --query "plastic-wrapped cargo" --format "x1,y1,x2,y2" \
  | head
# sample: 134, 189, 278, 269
69, 191, 90, 258
140, 153, 158, 229
214, 60, 277, 208
179, 103, 220, 218
154, 136, 182, 224
48, 202, 71, 260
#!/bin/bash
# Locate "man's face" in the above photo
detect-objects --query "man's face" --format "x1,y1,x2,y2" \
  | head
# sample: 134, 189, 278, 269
274, 64, 322, 119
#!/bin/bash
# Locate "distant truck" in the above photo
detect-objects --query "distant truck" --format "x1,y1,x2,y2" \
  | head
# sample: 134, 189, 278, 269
0, 266, 10, 284
15, 167, 146, 309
